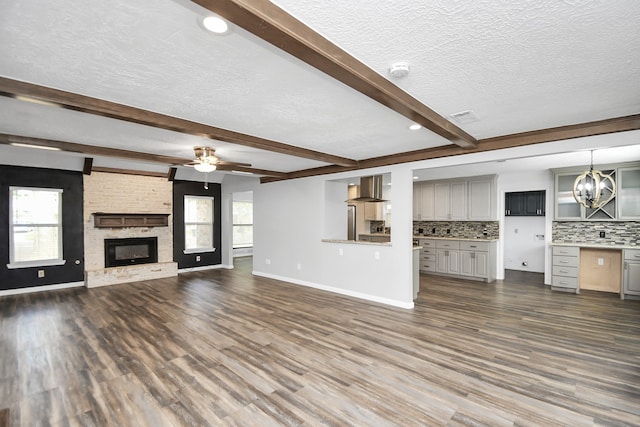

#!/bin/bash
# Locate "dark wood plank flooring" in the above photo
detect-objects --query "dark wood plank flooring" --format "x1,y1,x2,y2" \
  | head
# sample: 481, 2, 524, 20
1, 257, 639, 426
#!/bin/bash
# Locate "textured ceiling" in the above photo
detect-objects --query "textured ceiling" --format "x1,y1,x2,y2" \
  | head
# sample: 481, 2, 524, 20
0, 0, 639, 175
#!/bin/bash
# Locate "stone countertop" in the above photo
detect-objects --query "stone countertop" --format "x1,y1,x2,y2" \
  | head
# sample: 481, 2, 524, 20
551, 241, 638, 250
322, 239, 391, 246
358, 233, 391, 237
413, 236, 499, 242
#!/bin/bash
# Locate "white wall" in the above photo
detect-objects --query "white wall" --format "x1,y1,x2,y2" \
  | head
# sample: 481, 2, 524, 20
497, 170, 554, 281
503, 216, 546, 272
252, 166, 415, 308
221, 175, 261, 267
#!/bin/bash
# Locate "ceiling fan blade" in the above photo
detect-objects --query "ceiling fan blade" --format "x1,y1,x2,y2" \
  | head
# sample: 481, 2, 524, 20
216, 160, 252, 167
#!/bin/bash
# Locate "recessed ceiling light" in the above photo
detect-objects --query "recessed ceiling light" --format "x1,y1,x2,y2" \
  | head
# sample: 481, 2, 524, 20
203, 16, 229, 34
413, 176, 419, 180
409, 123, 421, 131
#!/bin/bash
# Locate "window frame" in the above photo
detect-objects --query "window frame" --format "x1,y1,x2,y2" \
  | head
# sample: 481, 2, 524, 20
183, 195, 216, 254
7, 186, 66, 269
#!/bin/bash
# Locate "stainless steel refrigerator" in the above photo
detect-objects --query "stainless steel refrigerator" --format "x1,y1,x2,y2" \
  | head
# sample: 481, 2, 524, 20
347, 205, 356, 240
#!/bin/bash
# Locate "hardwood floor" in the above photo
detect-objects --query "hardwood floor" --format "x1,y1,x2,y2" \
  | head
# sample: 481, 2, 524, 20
1, 257, 639, 426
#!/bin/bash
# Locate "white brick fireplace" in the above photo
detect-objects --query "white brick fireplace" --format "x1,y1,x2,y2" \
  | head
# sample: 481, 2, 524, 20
83, 172, 177, 288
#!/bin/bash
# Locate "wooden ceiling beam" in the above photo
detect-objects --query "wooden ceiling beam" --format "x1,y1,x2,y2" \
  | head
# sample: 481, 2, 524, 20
0, 77, 358, 167
261, 114, 640, 183
0, 133, 287, 177
192, 0, 477, 149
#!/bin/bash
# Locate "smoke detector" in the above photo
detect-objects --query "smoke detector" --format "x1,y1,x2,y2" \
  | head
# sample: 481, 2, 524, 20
389, 62, 410, 78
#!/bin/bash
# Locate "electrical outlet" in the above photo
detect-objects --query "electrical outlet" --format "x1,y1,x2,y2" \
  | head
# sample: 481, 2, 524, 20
599, 231, 606, 238
446, 229, 450, 234
265, 258, 271, 265
297, 263, 302, 271
38, 270, 45, 278
196, 255, 201, 262
338, 248, 343, 256
374, 251, 380, 260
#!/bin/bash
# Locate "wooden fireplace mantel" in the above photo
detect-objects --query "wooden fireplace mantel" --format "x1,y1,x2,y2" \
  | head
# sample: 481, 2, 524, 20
93, 212, 170, 228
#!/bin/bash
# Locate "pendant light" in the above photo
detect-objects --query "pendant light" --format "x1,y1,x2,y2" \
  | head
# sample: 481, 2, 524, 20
572, 150, 616, 209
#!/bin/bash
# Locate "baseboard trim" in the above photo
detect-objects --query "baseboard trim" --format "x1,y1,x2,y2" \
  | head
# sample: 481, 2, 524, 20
178, 264, 233, 273
252, 271, 414, 309
0, 281, 84, 297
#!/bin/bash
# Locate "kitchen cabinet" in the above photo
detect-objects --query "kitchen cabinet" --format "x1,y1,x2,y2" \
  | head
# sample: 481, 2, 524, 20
623, 249, 640, 299
416, 175, 496, 221
419, 238, 497, 282
468, 179, 495, 220
434, 182, 466, 220
436, 240, 460, 274
459, 241, 491, 279
551, 246, 579, 293
505, 191, 545, 216
364, 202, 384, 220
553, 163, 640, 221
358, 234, 390, 243
618, 167, 640, 220
418, 239, 436, 273
413, 182, 435, 220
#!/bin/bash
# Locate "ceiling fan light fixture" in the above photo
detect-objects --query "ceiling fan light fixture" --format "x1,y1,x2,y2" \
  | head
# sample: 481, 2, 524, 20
194, 163, 216, 173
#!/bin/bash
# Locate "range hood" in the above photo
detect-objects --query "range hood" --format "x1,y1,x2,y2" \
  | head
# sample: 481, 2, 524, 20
347, 175, 387, 202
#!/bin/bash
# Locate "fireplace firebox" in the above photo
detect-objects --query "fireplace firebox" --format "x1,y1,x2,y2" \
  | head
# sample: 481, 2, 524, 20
104, 237, 158, 268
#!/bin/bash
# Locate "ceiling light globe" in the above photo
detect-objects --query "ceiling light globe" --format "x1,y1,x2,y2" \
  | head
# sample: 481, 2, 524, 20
194, 163, 216, 173
203, 16, 229, 34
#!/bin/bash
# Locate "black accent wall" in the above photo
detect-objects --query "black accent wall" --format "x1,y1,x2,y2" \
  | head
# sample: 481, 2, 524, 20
0, 165, 84, 291
172, 180, 222, 269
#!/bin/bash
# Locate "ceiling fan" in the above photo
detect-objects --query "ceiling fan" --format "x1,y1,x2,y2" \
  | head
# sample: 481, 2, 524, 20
184, 146, 251, 173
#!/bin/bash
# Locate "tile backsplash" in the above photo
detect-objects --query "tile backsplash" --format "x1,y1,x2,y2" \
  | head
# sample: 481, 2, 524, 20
552, 221, 639, 245
413, 221, 499, 239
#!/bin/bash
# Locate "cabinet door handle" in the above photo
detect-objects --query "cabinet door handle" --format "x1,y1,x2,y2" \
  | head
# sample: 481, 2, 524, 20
635, 254, 640, 258
560, 260, 569, 263
625, 262, 628, 270
560, 281, 568, 285
559, 269, 568, 273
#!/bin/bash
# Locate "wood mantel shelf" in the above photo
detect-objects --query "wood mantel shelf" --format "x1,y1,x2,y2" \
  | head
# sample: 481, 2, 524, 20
93, 212, 170, 228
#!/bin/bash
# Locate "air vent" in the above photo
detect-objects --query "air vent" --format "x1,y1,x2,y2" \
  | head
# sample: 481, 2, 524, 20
449, 110, 479, 125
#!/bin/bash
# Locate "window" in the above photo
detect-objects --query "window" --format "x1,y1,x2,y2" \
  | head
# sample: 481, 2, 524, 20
184, 195, 214, 253
233, 200, 253, 248
9, 187, 64, 268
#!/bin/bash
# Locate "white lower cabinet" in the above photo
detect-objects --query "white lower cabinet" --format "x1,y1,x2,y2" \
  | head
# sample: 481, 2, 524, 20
623, 249, 640, 299
421, 239, 495, 282
459, 241, 490, 279
419, 239, 436, 273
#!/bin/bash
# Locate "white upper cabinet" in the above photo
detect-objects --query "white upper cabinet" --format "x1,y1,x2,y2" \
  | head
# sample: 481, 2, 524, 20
468, 179, 495, 220
415, 176, 496, 221
449, 182, 467, 220
434, 183, 451, 220
553, 163, 639, 221
618, 166, 640, 220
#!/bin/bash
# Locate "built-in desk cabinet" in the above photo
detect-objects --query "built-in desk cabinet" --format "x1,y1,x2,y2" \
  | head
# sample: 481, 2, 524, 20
551, 246, 580, 293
